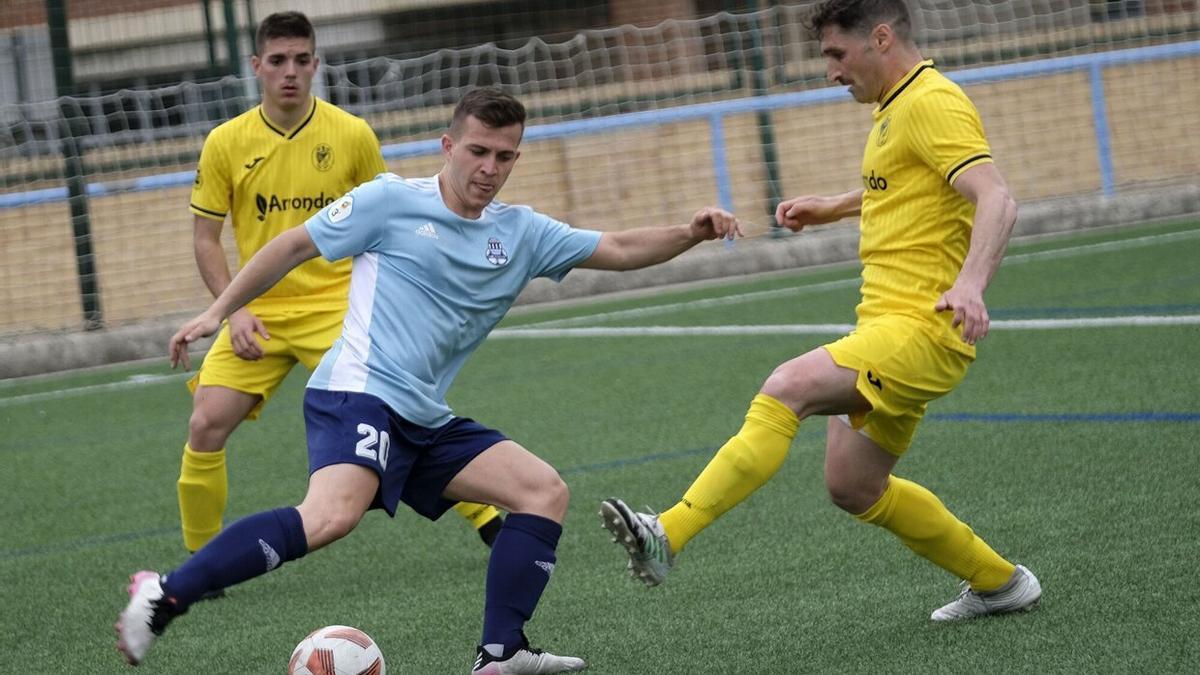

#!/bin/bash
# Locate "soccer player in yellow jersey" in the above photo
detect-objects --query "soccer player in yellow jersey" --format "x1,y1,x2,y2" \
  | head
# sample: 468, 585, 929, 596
181, 11, 502, 568
601, 0, 1041, 620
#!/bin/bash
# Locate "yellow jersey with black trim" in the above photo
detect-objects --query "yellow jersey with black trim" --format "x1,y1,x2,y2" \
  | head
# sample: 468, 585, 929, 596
857, 60, 992, 358
189, 97, 386, 310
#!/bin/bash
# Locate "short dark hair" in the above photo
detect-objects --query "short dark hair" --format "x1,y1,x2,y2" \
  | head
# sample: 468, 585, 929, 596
449, 87, 527, 136
255, 11, 315, 56
807, 0, 912, 41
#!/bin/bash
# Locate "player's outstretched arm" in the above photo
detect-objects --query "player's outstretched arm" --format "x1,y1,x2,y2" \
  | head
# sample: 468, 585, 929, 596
169, 226, 320, 369
775, 189, 863, 232
935, 163, 1018, 344
578, 206, 742, 271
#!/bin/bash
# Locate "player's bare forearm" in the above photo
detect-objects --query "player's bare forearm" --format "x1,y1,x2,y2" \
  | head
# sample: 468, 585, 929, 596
936, 164, 1016, 344
586, 224, 697, 270
776, 189, 863, 230
209, 227, 320, 319
831, 189, 865, 218
956, 183, 1017, 293
580, 207, 741, 271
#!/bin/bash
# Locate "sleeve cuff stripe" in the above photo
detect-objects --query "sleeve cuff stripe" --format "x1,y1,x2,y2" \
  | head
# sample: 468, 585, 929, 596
947, 154, 992, 183
190, 204, 226, 218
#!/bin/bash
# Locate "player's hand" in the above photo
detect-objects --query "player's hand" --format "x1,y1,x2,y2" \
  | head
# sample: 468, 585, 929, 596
227, 308, 269, 361
775, 195, 842, 232
689, 206, 743, 241
935, 283, 989, 345
169, 310, 223, 370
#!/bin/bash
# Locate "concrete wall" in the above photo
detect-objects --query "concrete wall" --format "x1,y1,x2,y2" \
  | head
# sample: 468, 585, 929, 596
3, 181, 1198, 380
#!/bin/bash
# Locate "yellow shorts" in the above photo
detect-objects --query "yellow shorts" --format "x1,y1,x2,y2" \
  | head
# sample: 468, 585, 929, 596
188, 307, 345, 419
823, 315, 972, 456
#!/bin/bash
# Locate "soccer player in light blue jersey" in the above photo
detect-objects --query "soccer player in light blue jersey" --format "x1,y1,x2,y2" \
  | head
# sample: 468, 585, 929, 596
116, 87, 741, 673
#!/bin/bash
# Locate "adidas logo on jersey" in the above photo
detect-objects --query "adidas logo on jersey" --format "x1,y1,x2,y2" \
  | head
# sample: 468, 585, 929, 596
416, 222, 439, 240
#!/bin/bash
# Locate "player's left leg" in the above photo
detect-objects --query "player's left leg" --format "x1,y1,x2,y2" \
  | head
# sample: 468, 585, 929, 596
828, 416, 1015, 585
439, 439, 584, 674
823, 317, 1039, 618
827, 418, 1040, 618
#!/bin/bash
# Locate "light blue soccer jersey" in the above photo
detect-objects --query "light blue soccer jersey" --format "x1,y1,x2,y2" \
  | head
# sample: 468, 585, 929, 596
304, 174, 601, 427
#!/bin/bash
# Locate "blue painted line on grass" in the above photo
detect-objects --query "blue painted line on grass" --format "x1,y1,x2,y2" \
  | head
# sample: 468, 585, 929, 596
557, 429, 827, 476
558, 446, 715, 476
2, 411, 1196, 561
930, 411, 1200, 423
0, 526, 176, 561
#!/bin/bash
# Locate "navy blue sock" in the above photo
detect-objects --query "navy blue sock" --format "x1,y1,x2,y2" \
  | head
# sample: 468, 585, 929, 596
481, 513, 563, 654
161, 507, 307, 609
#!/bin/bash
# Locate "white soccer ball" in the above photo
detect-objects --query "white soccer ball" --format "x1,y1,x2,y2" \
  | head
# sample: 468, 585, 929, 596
288, 625, 386, 675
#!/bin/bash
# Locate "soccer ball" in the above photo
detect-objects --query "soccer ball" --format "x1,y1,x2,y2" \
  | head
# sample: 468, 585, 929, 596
288, 625, 386, 675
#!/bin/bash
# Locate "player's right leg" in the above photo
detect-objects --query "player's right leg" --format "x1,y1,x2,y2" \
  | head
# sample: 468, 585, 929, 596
117, 462, 379, 666
118, 389, 390, 666
602, 347, 864, 586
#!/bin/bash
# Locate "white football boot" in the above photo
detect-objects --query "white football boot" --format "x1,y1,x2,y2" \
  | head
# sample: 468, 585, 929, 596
471, 634, 585, 674
931, 564, 1042, 621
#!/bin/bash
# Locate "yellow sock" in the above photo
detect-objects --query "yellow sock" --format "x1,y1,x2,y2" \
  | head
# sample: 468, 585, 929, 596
856, 476, 1015, 591
452, 501, 502, 530
659, 393, 799, 555
177, 444, 227, 552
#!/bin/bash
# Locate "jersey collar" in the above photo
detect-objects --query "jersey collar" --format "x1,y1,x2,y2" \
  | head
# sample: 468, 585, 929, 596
877, 60, 935, 113
258, 97, 318, 139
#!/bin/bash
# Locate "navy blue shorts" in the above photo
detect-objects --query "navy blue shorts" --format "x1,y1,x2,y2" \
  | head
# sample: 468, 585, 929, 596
303, 389, 507, 519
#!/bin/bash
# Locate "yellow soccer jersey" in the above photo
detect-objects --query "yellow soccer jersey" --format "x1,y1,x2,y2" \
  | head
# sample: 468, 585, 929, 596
857, 60, 993, 358
189, 97, 386, 310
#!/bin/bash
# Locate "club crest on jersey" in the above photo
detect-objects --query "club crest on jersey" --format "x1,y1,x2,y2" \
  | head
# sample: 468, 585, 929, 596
313, 143, 334, 171
877, 116, 891, 146
485, 238, 509, 266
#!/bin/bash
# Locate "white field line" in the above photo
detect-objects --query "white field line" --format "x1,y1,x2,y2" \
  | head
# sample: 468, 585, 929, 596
1002, 228, 1200, 264
0, 373, 186, 408
5, 315, 1195, 406
990, 315, 1200, 329
491, 314, 1200, 339
495, 324, 853, 338
522, 227, 1200, 329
